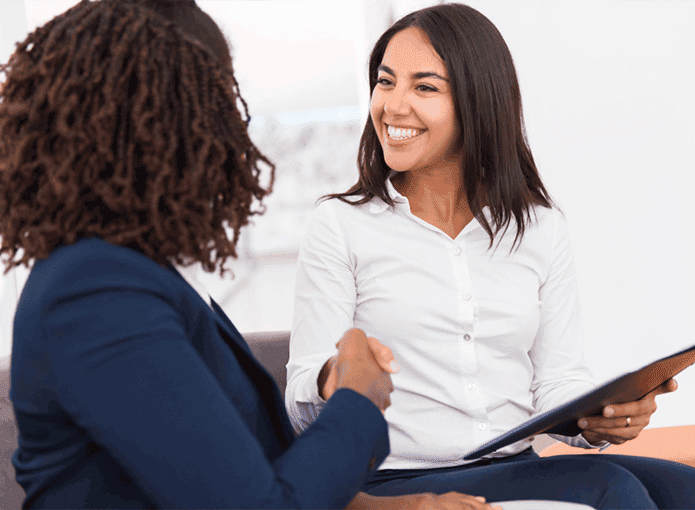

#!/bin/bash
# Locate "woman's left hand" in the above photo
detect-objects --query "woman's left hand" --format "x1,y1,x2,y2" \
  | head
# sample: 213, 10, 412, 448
578, 378, 678, 445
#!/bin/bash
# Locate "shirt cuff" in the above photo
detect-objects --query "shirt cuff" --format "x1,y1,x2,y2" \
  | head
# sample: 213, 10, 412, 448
574, 433, 612, 451
286, 360, 330, 434
548, 432, 611, 451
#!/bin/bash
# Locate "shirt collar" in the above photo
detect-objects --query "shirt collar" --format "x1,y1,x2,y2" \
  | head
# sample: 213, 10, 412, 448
368, 174, 408, 214
368, 173, 488, 237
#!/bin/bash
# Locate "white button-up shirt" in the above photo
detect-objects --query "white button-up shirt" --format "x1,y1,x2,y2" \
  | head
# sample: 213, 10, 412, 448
286, 179, 602, 470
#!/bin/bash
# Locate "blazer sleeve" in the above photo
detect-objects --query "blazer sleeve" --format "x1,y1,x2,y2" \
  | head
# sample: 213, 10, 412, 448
40, 255, 388, 509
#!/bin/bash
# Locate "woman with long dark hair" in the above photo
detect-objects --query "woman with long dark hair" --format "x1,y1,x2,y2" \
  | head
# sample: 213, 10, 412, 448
287, 3, 695, 508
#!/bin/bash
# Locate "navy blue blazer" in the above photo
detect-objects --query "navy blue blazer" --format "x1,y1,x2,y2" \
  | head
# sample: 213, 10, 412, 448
10, 238, 389, 509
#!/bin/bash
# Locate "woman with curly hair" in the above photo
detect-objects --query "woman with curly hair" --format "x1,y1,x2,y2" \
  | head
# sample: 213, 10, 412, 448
0, 1, 428, 508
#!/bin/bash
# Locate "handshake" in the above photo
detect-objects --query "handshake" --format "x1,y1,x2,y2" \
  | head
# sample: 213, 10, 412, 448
318, 328, 399, 413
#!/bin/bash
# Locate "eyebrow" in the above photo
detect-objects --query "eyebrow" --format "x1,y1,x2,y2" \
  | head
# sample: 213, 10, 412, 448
377, 64, 449, 82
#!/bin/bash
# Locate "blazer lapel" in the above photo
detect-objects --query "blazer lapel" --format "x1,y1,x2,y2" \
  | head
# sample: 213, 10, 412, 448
208, 298, 284, 400
209, 298, 255, 357
208, 298, 295, 448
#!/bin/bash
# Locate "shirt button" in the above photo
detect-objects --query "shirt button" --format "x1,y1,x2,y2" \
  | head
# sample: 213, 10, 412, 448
468, 383, 476, 390
463, 334, 471, 341
454, 248, 462, 256
479, 423, 487, 430
463, 293, 472, 301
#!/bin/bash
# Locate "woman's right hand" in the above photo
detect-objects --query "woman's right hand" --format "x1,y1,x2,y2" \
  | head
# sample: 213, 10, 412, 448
321, 329, 397, 412
347, 491, 502, 510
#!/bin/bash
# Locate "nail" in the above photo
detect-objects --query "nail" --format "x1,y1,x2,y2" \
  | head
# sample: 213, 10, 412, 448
604, 407, 614, 417
475, 496, 486, 502
578, 419, 587, 428
389, 360, 400, 373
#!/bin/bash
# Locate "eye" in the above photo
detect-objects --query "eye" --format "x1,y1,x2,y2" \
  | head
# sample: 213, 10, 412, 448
376, 77, 393, 87
416, 84, 437, 92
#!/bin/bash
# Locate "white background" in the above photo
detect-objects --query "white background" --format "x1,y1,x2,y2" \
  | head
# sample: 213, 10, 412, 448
1, 0, 693, 428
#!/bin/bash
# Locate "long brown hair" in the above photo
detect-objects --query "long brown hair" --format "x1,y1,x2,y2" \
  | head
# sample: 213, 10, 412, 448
0, 0, 274, 275
327, 3, 553, 248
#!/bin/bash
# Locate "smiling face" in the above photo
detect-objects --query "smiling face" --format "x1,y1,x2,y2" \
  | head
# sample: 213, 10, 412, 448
370, 27, 462, 176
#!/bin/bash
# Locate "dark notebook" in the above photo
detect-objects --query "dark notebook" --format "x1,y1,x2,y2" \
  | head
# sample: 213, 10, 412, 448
463, 343, 695, 460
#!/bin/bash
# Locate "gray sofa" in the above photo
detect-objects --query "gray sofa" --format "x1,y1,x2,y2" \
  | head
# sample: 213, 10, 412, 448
1, 355, 22, 509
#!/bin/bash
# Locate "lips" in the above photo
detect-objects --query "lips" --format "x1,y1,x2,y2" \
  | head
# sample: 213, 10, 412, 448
386, 124, 425, 141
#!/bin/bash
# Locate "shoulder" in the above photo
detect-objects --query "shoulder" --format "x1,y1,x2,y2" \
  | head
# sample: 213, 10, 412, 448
313, 197, 372, 219
490, 206, 571, 269
521, 206, 576, 276
306, 198, 376, 234
39, 238, 172, 282
22, 238, 179, 312
523, 205, 569, 244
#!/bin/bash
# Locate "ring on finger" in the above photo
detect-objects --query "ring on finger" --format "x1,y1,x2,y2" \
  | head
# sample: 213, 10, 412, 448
625, 416, 631, 428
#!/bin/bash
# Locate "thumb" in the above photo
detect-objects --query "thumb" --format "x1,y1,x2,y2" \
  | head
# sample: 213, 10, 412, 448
659, 378, 678, 394
646, 378, 678, 400
367, 336, 399, 373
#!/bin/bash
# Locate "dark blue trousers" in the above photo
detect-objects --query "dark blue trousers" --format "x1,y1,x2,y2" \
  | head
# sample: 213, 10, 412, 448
362, 448, 695, 509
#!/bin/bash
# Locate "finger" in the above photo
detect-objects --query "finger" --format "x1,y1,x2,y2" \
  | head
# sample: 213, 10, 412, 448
602, 380, 677, 418
338, 328, 368, 357
377, 393, 392, 413
578, 413, 648, 431
384, 371, 394, 393
458, 496, 496, 510
648, 378, 678, 397
367, 336, 399, 373
335, 328, 356, 349
601, 398, 656, 420
324, 366, 339, 399
578, 421, 647, 445
440, 492, 499, 510
583, 422, 642, 436
415, 494, 444, 510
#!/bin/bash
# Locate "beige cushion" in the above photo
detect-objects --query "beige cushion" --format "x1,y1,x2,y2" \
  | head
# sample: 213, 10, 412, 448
539, 425, 695, 468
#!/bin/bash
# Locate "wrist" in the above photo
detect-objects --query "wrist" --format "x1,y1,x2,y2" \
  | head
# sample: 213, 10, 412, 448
317, 356, 336, 400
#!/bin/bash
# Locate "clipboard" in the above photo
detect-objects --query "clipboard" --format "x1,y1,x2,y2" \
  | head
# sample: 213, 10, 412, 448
463, 343, 695, 461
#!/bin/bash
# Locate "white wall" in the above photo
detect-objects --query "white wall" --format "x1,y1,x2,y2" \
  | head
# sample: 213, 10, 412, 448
0, 0, 28, 357
462, 0, 695, 427
1, 0, 693, 427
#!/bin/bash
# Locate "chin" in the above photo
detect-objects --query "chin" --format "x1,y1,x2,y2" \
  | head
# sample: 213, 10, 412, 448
382, 154, 419, 173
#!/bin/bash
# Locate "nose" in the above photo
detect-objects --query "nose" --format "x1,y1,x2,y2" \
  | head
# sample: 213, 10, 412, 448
383, 85, 410, 117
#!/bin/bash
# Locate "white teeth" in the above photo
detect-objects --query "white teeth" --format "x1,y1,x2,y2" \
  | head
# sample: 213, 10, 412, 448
387, 126, 421, 140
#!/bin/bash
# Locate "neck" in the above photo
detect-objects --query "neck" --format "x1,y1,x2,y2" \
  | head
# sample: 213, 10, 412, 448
392, 164, 469, 222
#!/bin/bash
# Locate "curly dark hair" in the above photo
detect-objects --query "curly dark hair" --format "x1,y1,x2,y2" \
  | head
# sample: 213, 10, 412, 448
0, 0, 274, 275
